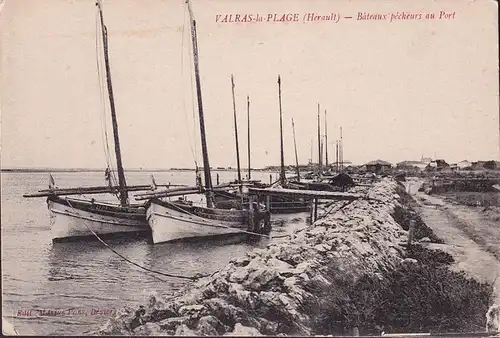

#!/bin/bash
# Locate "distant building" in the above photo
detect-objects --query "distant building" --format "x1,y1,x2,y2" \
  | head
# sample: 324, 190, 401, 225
471, 161, 486, 170
397, 161, 427, 171
456, 160, 472, 170
426, 159, 450, 171
421, 157, 433, 164
483, 160, 498, 170
365, 160, 392, 173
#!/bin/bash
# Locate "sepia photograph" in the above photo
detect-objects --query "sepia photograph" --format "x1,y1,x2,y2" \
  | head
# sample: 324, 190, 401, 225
1, 0, 499, 336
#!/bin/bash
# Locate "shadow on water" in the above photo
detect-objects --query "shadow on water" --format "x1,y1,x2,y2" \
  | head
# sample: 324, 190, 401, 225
46, 211, 311, 282
50, 234, 150, 257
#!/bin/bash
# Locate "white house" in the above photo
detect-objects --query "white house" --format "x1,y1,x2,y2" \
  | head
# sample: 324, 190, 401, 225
457, 160, 472, 170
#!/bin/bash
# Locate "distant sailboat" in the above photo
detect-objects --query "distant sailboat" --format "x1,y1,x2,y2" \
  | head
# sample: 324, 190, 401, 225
265, 75, 311, 213
24, 0, 151, 241
144, 0, 270, 244
212, 76, 310, 214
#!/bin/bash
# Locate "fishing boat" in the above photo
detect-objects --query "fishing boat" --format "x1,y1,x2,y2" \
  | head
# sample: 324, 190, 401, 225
142, 0, 270, 244
24, 0, 151, 242
286, 107, 356, 192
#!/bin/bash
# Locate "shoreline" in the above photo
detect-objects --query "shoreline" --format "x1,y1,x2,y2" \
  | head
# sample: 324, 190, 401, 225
92, 178, 497, 336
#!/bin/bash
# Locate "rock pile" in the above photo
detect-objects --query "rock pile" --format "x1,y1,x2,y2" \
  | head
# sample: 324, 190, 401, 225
95, 179, 412, 336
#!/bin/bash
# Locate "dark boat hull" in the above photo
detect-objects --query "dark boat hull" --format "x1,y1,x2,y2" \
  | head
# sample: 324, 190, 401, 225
213, 190, 310, 214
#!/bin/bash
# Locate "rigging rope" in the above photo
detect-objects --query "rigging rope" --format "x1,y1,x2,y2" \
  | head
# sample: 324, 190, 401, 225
187, 14, 199, 169
95, 8, 119, 192
65, 199, 211, 281
180, 4, 198, 169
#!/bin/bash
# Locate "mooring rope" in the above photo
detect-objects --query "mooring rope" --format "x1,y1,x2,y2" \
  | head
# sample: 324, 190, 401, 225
316, 199, 356, 221
65, 199, 211, 281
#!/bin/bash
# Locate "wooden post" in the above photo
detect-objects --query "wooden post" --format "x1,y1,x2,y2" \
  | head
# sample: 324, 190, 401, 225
269, 174, 272, 185
313, 198, 318, 222
309, 199, 314, 224
216, 173, 219, 186
408, 220, 415, 249
266, 195, 271, 213
248, 194, 254, 231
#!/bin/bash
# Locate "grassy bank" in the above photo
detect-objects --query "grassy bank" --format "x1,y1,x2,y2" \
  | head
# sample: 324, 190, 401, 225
440, 191, 500, 209
303, 250, 492, 335
392, 184, 444, 243
301, 183, 493, 336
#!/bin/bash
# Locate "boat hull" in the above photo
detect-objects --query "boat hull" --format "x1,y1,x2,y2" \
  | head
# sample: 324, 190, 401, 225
213, 190, 310, 214
48, 196, 148, 242
147, 199, 269, 244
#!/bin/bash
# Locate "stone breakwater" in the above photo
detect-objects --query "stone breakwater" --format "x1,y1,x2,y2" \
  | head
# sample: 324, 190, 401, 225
95, 179, 411, 336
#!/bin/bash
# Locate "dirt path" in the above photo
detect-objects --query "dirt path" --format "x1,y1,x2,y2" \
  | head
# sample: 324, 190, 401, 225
405, 179, 500, 302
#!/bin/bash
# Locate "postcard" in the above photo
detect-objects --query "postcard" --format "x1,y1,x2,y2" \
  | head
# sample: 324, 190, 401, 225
1, 0, 499, 336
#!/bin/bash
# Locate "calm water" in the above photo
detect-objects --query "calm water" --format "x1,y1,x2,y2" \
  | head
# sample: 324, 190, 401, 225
1, 171, 308, 335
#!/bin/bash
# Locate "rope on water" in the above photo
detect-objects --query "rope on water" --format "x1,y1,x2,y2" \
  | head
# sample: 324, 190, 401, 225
65, 199, 212, 281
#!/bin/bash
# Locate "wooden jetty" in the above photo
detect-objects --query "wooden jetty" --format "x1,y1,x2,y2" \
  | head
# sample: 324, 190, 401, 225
248, 187, 362, 222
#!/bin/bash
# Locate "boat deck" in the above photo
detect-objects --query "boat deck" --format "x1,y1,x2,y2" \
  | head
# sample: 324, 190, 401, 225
248, 187, 363, 200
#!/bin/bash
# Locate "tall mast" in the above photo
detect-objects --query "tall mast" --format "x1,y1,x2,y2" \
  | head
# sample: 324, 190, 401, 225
278, 75, 285, 185
320, 138, 323, 173
317, 103, 322, 174
231, 75, 242, 185
340, 126, 343, 171
292, 118, 300, 182
310, 139, 312, 165
247, 95, 251, 180
187, 0, 213, 207
96, 0, 128, 206
324, 109, 328, 170
335, 140, 339, 173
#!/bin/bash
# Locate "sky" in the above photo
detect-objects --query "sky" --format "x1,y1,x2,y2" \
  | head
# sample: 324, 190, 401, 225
1, 0, 499, 169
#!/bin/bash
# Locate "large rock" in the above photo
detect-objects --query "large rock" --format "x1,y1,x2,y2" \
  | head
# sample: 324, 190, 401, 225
175, 324, 197, 336
243, 268, 279, 291
132, 322, 167, 336
225, 323, 262, 336
196, 315, 225, 335
157, 316, 190, 333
